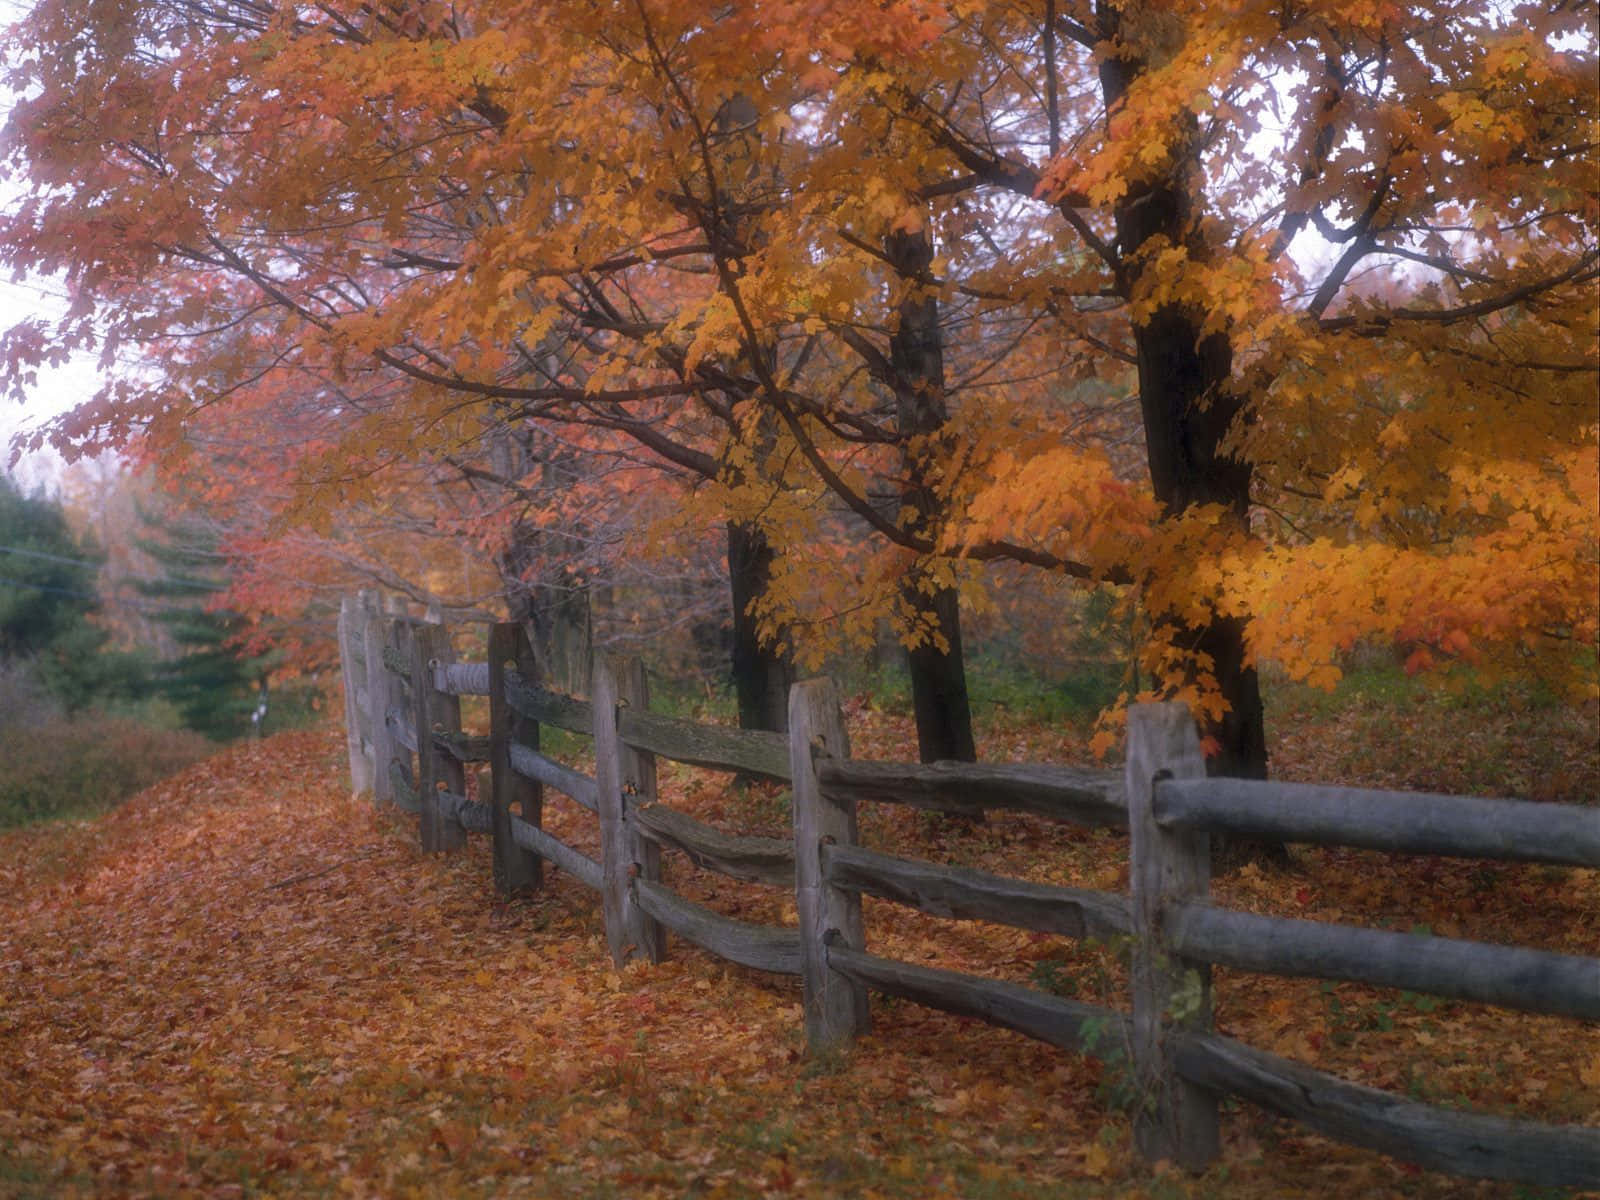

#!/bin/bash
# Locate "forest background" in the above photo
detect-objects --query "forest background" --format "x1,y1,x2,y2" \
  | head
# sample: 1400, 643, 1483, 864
1, 0, 1594, 800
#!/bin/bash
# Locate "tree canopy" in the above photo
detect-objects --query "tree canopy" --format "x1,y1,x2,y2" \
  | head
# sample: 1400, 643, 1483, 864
3, 0, 1594, 766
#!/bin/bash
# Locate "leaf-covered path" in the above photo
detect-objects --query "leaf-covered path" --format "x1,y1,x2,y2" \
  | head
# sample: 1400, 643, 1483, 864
1, 729, 1594, 1198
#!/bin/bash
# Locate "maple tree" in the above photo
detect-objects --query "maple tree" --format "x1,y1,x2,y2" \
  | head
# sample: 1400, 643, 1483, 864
2, 0, 1594, 774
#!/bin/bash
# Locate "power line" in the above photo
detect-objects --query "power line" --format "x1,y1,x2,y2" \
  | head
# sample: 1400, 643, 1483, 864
0, 573, 99, 600
0, 542, 102, 569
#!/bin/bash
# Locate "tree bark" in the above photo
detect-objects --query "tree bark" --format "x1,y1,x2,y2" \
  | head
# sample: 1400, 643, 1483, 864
727, 519, 792, 734
885, 226, 976, 764
1100, 26, 1268, 788
906, 584, 976, 763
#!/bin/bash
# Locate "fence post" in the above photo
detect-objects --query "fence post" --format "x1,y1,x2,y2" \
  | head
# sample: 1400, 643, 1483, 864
360, 590, 398, 807
593, 655, 665, 966
413, 620, 467, 853
790, 677, 869, 1055
337, 595, 374, 797
1125, 701, 1218, 1171
386, 614, 418, 806
488, 622, 541, 893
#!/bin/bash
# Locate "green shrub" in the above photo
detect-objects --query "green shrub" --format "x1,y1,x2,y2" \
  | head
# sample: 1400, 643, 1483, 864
0, 713, 213, 828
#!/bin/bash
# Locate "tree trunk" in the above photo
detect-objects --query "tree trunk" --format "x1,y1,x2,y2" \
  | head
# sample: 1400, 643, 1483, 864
727, 519, 792, 734
1097, 18, 1280, 869
886, 226, 977, 765
906, 583, 976, 762
1100, 40, 1269, 787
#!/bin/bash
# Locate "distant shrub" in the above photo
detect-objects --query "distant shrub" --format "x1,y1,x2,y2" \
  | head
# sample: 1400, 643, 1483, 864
0, 713, 212, 828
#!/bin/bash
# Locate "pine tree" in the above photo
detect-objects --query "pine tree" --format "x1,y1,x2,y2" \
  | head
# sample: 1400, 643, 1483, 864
135, 508, 271, 741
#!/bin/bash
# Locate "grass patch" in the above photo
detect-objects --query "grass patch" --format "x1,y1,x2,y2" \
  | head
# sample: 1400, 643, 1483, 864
1266, 663, 1598, 803
0, 712, 213, 828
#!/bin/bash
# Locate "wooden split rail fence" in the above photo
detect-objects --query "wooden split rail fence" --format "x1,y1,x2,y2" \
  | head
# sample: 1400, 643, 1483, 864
336, 592, 1600, 1187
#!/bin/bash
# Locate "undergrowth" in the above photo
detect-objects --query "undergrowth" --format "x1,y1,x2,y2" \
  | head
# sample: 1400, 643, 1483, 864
0, 713, 213, 828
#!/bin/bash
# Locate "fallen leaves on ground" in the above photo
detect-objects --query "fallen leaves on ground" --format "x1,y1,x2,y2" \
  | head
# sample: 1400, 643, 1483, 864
0, 716, 1595, 1199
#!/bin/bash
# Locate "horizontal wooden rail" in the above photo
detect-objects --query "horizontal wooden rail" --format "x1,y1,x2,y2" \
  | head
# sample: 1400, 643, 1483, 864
618, 709, 790, 780
509, 743, 598, 811
824, 942, 1132, 1057
820, 760, 1126, 827
433, 730, 490, 763
822, 843, 1132, 940
631, 803, 794, 886
1169, 904, 1600, 1021
1155, 778, 1600, 867
505, 669, 593, 735
1173, 1032, 1600, 1188
435, 661, 490, 696
633, 879, 801, 975
509, 813, 603, 891
447, 795, 495, 836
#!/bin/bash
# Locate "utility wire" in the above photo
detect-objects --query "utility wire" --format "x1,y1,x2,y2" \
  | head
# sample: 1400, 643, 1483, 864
0, 542, 103, 568
0, 573, 100, 599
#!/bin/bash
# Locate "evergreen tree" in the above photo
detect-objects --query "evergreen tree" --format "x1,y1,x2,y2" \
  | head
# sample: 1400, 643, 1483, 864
0, 473, 100, 657
0, 473, 151, 714
135, 508, 271, 741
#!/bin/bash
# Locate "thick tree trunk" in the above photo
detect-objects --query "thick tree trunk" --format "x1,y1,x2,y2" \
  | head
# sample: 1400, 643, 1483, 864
727, 519, 792, 734
906, 584, 977, 762
886, 226, 977, 765
1100, 35, 1269, 788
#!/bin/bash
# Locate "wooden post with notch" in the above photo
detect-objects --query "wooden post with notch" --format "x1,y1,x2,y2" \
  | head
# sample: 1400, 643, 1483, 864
1125, 701, 1219, 1170
488, 621, 541, 893
413, 620, 467, 853
360, 591, 398, 806
337, 594, 374, 797
592, 655, 665, 967
790, 677, 869, 1054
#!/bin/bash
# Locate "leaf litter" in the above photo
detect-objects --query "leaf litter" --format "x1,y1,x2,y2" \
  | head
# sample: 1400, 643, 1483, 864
0, 716, 1594, 1199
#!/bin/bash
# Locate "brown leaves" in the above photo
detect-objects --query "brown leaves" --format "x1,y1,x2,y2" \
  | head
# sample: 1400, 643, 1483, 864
1, 719, 1594, 1198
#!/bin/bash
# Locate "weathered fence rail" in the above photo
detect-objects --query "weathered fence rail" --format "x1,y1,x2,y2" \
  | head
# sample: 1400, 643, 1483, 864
337, 591, 1600, 1189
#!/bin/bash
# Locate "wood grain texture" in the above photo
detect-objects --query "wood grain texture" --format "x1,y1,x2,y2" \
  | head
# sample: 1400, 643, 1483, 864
630, 803, 794, 886
632, 879, 800, 975
1174, 1032, 1600, 1187
821, 843, 1131, 940
1155, 777, 1600, 867
414, 621, 467, 853
824, 943, 1131, 1056
504, 669, 593, 736
818, 759, 1126, 827
791, 679, 869, 1054
592, 658, 663, 966
508, 743, 598, 812
1168, 902, 1600, 1021
489, 622, 541, 893
1125, 702, 1217, 1171
337, 595, 372, 796
618, 708, 790, 780
435, 661, 491, 696
509, 815, 603, 891
360, 594, 398, 807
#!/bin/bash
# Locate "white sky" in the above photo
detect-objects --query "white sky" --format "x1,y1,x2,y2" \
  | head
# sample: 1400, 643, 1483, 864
0, 0, 108, 491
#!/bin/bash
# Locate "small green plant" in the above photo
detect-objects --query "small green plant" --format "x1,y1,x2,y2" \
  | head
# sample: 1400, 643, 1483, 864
1029, 957, 1077, 997
1167, 967, 1207, 1026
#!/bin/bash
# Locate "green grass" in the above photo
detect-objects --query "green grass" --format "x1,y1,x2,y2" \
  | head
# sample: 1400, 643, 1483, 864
831, 654, 1123, 726
0, 713, 213, 828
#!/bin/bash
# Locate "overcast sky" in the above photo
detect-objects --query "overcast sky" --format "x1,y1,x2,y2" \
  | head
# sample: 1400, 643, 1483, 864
0, 0, 109, 489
